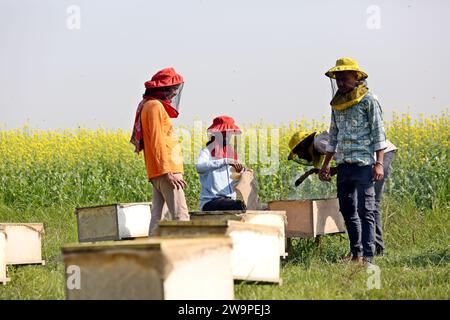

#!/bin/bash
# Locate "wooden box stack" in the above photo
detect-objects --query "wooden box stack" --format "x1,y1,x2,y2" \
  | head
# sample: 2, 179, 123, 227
62, 237, 234, 300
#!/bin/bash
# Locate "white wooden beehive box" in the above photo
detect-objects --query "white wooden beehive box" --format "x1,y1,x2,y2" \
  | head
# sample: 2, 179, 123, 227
62, 236, 234, 300
157, 220, 281, 284
189, 210, 288, 258
75, 202, 152, 242
0, 226, 10, 285
0, 223, 45, 266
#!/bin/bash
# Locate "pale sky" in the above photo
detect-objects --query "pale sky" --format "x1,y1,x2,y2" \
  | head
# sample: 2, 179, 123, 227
1, 0, 449, 130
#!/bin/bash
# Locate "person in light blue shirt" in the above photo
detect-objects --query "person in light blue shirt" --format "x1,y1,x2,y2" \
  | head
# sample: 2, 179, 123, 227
196, 116, 246, 211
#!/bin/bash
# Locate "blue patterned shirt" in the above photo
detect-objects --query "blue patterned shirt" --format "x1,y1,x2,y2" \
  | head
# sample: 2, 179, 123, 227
325, 92, 387, 166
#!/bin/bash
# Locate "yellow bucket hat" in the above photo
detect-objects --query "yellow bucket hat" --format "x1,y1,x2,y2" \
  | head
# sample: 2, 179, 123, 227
288, 131, 325, 168
325, 57, 368, 80
287, 131, 314, 160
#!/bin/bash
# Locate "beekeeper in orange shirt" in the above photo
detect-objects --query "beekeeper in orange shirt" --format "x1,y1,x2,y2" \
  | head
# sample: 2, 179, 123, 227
130, 67, 189, 236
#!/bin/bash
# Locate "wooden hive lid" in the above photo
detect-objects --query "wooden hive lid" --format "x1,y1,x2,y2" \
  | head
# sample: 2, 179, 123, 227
226, 220, 282, 236
158, 220, 230, 227
268, 197, 338, 204
62, 238, 162, 253
239, 210, 288, 224
0, 223, 45, 235
189, 210, 246, 216
189, 210, 288, 224
62, 236, 232, 254
62, 236, 233, 279
160, 220, 280, 234
157, 236, 233, 264
243, 210, 286, 215
74, 202, 152, 214
0, 222, 44, 227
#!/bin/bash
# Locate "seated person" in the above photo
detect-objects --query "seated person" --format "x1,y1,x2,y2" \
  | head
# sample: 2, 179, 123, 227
196, 116, 246, 211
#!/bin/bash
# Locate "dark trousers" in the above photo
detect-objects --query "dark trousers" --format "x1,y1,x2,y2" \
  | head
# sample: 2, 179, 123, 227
337, 164, 376, 259
202, 197, 246, 211
373, 150, 395, 253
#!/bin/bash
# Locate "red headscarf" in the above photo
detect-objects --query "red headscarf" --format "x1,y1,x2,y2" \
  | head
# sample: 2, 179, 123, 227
207, 135, 238, 160
130, 68, 184, 154
206, 116, 241, 160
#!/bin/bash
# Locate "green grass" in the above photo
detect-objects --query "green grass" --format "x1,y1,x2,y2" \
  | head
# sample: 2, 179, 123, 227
1, 197, 448, 300
235, 199, 450, 300
0, 113, 448, 299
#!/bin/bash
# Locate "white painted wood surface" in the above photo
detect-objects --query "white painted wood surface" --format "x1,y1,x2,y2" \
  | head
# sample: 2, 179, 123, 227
0, 227, 10, 284
62, 237, 234, 300
190, 210, 288, 257
117, 204, 152, 239
0, 223, 45, 265
157, 220, 281, 283
228, 224, 280, 283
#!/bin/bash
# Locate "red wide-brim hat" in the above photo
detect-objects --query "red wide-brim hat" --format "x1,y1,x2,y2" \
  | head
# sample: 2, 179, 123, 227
145, 67, 184, 88
207, 116, 241, 134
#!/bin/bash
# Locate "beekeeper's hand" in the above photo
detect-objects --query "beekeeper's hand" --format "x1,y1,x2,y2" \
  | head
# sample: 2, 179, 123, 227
373, 163, 384, 181
227, 159, 244, 173
319, 152, 335, 182
166, 172, 187, 190
319, 165, 331, 182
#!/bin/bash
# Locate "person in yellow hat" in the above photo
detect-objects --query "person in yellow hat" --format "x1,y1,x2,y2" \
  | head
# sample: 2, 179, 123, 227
288, 131, 333, 185
318, 57, 388, 265
288, 129, 397, 257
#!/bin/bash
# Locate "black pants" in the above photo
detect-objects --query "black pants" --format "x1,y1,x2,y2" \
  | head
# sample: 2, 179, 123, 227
337, 164, 376, 260
202, 197, 246, 211
373, 150, 396, 254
